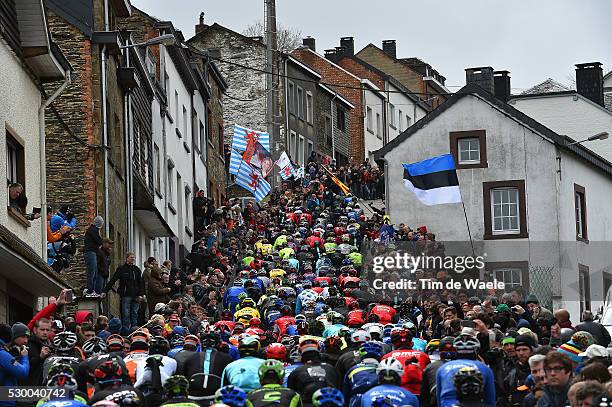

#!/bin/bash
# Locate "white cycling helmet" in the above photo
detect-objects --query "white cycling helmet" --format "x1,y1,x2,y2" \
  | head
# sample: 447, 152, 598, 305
52, 331, 78, 352
351, 329, 371, 343
376, 357, 404, 379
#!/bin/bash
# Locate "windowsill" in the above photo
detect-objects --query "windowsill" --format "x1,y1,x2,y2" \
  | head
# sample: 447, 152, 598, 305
577, 236, 589, 244
167, 202, 177, 214
175, 128, 182, 138
183, 141, 191, 153
484, 232, 529, 240
185, 226, 193, 237
7, 207, 31, 228
376, 134, 382, 140
367, 128, 374, 134
155, 190, 163, 199
457, 161, 488, 169
389, 124, 397, 130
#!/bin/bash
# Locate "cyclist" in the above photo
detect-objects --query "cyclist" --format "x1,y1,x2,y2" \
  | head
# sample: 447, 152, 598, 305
160, 374, 200, 406
246, 359, 302, 407
221, 336, 265, 392
359, 357, 419, 407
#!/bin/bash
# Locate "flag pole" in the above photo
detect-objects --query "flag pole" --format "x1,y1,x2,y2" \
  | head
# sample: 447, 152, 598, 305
460, 196, 476, 258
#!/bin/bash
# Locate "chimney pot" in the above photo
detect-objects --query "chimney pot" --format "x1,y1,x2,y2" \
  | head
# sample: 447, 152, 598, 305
382, 40, 396, 59
324, 49, 337, 63
465, 66, 495, 95
493, 70, 511, 102
195, 12, 206, 34
340, 37, 354, 56
199, 12, 204, 25
302, 36, 316, 52
575, 62, 604, 107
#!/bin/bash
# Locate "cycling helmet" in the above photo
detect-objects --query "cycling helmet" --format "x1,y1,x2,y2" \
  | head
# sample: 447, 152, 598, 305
296, 321, 309, 335
93, 360, 124, 385
390, 328, 412, 346
164, 374, 190, 398
366, 324, 383, 340
82, 336, 107, 357
47, 363, 75, 380
299, 338, 321, 354
90, 402, 120, 407
426, 339, 440, 354
280, 305, 293, 316
312, 387, 344, 407
183, 334, 200, 351
149, 335, 170, 355
359, 342, 383, 359
249, 317, 262, 327
295, 314, 307, 322
215, 385, 247, 407
376, 357, 404, 382
240, 297, 257, 309
169, 333, 185, 349
258, 359, 285, 382
453, 334, 480, 356
453, 366, 484, 400
106, 334, 124, 352
560, 328, 575, 344
351, 329, 371, 344
265, 343, 287, 361
129, 331, 149, 351
52, 331, 78, 352
201, 332, 221, 348
439, 336, 457, 360
238, 336, 260, 356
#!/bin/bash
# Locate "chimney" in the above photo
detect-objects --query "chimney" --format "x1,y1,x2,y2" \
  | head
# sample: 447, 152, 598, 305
575, 62, 604, 106
324, 49, 337, 63
335, 46, 346, 60
195, 12, 206, 34
382, 40, 396, 59
302, 36, 316, 52
493, 70, 511, 102
340, 37, 354, 56
465, 67, 495, 94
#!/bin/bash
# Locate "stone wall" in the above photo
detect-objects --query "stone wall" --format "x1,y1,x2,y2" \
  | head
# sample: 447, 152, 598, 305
206, 70, 227, 205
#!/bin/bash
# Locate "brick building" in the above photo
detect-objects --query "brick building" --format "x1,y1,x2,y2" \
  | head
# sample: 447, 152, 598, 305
356, 41, 449, 110
291, 46, 366, 163
45, 0, 132, 293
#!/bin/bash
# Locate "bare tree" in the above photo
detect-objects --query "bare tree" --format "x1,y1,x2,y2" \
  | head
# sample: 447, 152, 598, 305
243, 21, 303, 53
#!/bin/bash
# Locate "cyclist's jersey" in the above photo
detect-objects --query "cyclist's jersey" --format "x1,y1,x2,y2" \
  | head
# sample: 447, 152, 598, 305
369, 305, 397, 325
283, 362, 302, 387
134, 354, 177, 388
343, 362, 379, 407
435, 359, 495, 407
273, 235, 288, 249
348, 252, 363, 266
322, 323, 346, 338
381, 349, 430, 395
246, 383, 302, 407
37, 399, 87, 407
279, 247, 295, 259
358, 384, 420, 407
123, 350, 149, 384
242, 256, 255, 267
75, 353, 130, 398
221, 356, 265, 392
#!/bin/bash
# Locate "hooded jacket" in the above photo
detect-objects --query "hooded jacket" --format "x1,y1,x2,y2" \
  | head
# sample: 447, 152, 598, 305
147, 267, 170, 314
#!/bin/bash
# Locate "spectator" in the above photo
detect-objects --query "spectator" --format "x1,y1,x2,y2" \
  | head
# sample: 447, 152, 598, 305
102, 252, 145, 331
83, 215, 105, 297
0, 323, 29, 391
576, 310, 611, 347
148, 266, 171, 314
539, 352, 573, 406
25, 317, 51, 386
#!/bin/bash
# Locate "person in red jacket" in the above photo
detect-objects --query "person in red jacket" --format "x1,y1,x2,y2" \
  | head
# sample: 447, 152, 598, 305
381, 328, 431, 396
274, 306, 296, 340
27, 289, 69, 331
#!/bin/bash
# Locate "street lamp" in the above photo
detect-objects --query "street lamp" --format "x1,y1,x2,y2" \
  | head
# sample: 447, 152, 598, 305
119, 33, 176, 49
567, 132, 609, 146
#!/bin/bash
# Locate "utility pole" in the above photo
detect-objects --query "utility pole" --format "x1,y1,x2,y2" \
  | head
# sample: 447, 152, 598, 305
265, 0, 279, 187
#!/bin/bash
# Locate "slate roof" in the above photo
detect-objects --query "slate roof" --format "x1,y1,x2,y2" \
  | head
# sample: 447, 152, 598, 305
605, 93, 612, 112
521, 78, 572, 95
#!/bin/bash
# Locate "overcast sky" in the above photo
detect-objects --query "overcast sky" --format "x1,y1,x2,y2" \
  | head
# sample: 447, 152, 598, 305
131, 0, 611, 92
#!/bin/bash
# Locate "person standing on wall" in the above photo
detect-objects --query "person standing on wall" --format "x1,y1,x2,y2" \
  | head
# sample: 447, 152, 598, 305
83, 216, 105, 297
102, 252, 145, 332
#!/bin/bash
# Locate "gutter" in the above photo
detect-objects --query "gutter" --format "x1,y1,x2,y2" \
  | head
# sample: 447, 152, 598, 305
39, 70, 71, 259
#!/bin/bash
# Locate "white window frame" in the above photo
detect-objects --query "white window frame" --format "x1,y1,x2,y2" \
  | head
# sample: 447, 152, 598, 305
495, 268, 522, 289
288, 81, 295, 114
389, 103, 396, 128
458, 137, 481, 164
307, 140, 314, 159
306, 91, 313, 124
491, 187, 520, 235
289, 131, 297, 161
366, 106, 373, 133
199, 120, 207, 163
6, 139, 18, 185
398, 109, 403, 131
298, 135, 305, 166
182, 106, 188, 140
167, 165, 174, 205
376, 113, 381, 139
297, 86, 304, 120
174, 91, 179, 127
154, 144, 161, 192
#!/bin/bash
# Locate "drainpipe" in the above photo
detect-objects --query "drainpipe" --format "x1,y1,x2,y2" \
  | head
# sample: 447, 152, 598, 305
124, 45, 134, 251
39, 71, 71, 259
330, 93, 337, 161
160, 45, 169, 259
101, 0, 110, 237
283, 57, 289, 157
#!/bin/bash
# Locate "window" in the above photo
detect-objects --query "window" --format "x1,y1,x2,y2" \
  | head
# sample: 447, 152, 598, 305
143, 134, 149, 188
491, 188, 519, 233
193, 112, 199, 151
289, 131, 297, 161
336, 109, 346, 132
450, 130, 488, 169
206, 107, 212, 143
298, 135, 305, 166
182, 106, 188, 140
174, 91, 179, 126
163, 71, 170, 98
146, 49, 156, 81
154, 144, 161, 193
579, 265, 591, 314
218, 124, 224, 153
398, 110, 403, 131
575, 184, 588, 241
167, 162, 174, 206
389, 104, 396, 128
306, 92, 313, 124
483, 180, 528, 239
366, 107, 373, 133
176, 172, 183, 230
376, 113, 381, 139
324, 115, 332, 147
307, 140, 314, 160
458, 138, 480, 164
199, 120, 206, 162
495, 268, 522, 289
406, 115, 411, 128
111, 112, 123, 173
185, 186, 192, 234
288, 82, 295, 114
6, 129, 25, 212
297, 87, 304, 120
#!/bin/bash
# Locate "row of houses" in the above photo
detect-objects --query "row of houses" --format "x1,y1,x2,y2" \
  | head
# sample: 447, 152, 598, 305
376, 63, 612, 320
0, 0, 229, 319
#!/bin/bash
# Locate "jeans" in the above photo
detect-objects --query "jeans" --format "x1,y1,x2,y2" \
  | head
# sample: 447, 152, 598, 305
84, 251, 104, 293
361, 184, 370, 199
120, 296, 140, 329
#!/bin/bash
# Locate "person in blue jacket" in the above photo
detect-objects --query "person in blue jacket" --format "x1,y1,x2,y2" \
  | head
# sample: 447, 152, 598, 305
435, 334, 495, 407
358, 357, 419, 407
223, 280, 246, 313
49, 205, 77, 233
221, 336, 264, 392
0, 324, 29, 406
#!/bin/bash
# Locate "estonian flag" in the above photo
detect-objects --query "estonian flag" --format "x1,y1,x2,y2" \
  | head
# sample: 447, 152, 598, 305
402, 154, 462, 206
